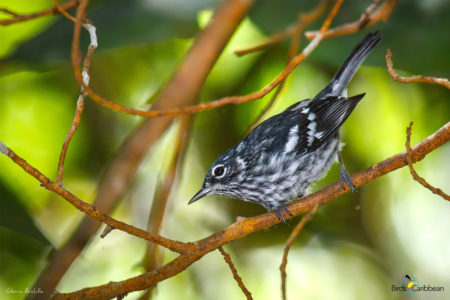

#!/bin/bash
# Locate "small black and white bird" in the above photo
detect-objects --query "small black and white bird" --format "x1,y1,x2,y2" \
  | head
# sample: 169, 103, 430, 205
189, 31, 383, 223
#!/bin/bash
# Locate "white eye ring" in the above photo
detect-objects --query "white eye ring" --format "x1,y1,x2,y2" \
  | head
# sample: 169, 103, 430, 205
212, 164, 227, 179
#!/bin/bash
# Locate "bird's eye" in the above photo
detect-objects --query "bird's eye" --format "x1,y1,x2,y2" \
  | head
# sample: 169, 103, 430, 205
212, 165, 226, 178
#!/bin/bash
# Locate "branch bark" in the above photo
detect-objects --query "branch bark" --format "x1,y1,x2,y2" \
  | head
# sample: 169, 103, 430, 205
34, 121, 447, 298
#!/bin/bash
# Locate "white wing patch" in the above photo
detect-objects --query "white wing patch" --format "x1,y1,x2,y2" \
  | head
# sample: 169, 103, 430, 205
314, 131, 324, 139
307, 121, 317, 146
284, 125, 299, 153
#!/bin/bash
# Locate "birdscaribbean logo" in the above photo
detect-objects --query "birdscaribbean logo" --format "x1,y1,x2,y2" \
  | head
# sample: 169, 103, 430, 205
391, 274, 445, 295
401, 275, 419, 295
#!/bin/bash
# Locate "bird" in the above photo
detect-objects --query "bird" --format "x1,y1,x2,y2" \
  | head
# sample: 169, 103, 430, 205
189, 31, 383, 223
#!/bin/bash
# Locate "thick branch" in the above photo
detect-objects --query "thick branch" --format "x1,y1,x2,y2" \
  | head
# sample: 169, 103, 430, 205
51, 122, 449, 299
0, 142, 189, 254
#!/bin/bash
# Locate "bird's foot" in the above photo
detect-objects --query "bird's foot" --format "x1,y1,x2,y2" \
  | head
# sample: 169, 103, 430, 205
338, 153, 356, 192
274, 204, 292, 223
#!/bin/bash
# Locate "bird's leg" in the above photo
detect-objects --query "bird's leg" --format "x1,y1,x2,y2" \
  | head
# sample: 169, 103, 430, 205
274, 207, 287, 223
337, 152, 357, 192
281, 204, 293, 217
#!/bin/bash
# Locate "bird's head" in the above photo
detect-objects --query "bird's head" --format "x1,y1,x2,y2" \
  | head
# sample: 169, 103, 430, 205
189, 149, 245, 205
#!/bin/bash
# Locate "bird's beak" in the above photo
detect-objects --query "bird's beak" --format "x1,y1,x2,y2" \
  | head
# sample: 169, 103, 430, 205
188, 187, 211, 205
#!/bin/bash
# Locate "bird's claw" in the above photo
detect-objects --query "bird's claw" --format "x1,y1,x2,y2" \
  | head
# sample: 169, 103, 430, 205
274, 204, 292, 223
339, 163, 356, 192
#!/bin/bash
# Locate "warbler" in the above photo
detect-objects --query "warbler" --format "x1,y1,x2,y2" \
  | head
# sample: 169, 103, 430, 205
189, 31, 383, 223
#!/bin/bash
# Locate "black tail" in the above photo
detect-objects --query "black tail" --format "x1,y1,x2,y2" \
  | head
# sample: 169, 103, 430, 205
313, 31, 383, 100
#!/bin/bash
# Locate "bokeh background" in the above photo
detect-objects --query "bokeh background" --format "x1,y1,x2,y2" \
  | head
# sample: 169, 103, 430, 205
0, 0, 449, 299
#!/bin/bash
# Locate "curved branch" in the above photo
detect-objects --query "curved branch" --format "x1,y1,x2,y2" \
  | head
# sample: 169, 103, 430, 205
57, 16, 97, 184
386, 49, 450, 89
49, 121, 449, 299
0, 142, 191, 254
405, 122, 450, 200
0, 0, 78, 26
70, 0, 343, 118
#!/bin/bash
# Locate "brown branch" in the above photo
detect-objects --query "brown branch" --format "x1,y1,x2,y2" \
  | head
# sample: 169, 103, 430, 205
0, 142, 192, 254
386, 49, 450, 89
235, 0, 331, 57
100, 225, 114, 238
305, 0, 398, 40
57, 15, 97, 184
0, 0, 78, 26
219, 247, 253, 300
280, 203, 319, 300
243, 0, 330, 135
29, 1, 257, 299
358, 0, 381, 28
48, 121, 449, 299
405, 122, 450, 200
54, 0, 77, 22
0, 8, 19, 17
69, 0, 343, 118
234, 26, 295, 57
139, 115, 193, 299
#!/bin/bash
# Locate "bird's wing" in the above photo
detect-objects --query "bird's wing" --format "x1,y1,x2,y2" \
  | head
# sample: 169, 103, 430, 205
295, 94, 365, 152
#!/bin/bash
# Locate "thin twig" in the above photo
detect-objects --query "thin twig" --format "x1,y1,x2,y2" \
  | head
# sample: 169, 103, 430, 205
54, 0, 77, 22
235, 0, 331, 57
234, 26, 295, 57
358, 0, 381, 28
100, 225, 114, 238
305, 0, 398, 40
69, 0, 343, 118
280, 203, 320, 300
405, 122, 450, 200
0, 0, 78, 26
50, 121, 450, 299
56, 3, 97, 185
219, 247, 253, 300
386, 49, 450, 89
0, 8, 19, 17
0, 142, 191, 254
243, 0, 329, 135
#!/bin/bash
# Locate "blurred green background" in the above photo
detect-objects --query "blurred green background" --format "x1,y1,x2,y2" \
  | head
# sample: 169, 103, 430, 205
0, 0, 449, 299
